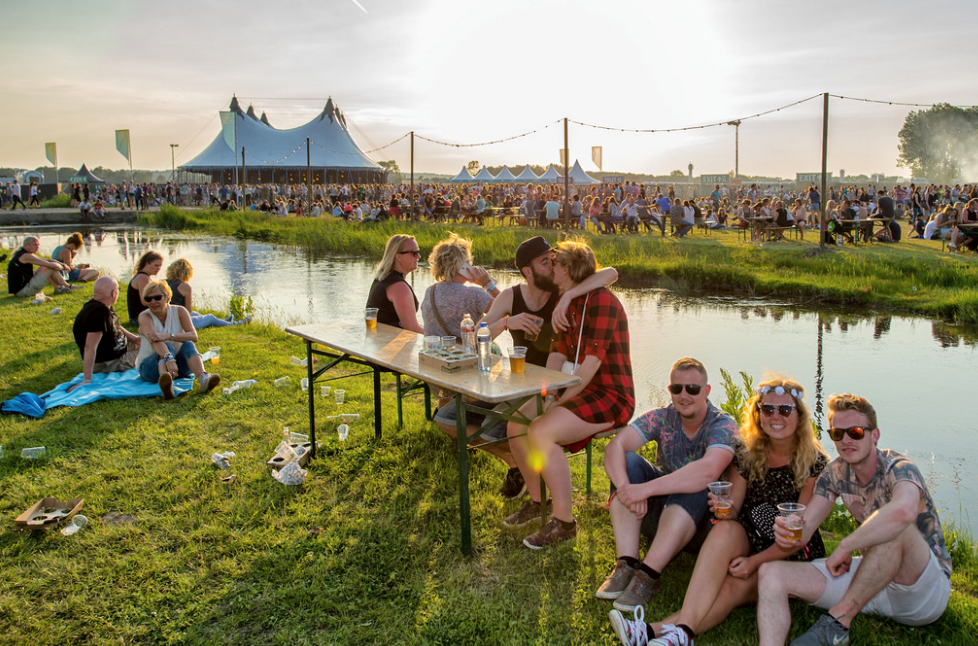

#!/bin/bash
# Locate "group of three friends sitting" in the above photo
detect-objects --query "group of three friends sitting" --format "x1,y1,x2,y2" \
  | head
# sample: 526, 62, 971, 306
366, 233, 951, 646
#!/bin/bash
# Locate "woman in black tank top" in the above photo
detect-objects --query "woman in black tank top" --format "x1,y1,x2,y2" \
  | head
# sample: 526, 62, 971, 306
365, 235, 423, 333
127, 250, 163, 323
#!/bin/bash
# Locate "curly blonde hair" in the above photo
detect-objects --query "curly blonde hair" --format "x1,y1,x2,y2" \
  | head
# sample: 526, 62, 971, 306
428, 233, 471, 282
737, 375, 827, 490
165, 258, 193, 282
553, 239, 597, 284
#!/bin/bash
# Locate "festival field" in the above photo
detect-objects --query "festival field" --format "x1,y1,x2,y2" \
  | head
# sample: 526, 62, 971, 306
0, 238, 976, 645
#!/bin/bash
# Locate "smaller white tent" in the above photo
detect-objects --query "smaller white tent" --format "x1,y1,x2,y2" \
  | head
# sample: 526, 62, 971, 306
493, 166, 518, 182
513, 165, 540, 182
537, 164, 564, 182
567, 160, 600, 185
449, 166, 475, 183
471, 166, 498, 182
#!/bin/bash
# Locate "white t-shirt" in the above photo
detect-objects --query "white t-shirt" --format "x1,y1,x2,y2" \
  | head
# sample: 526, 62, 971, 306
924, 219, 938, 240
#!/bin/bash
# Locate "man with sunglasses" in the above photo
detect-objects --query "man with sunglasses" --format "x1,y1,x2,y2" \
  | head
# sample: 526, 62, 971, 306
597, 357, 739, 612
757, 393, 951, 646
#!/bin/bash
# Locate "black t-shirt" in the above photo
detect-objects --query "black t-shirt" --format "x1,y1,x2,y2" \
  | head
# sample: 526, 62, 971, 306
73, 299, 127, 363
7, 248, 34, 294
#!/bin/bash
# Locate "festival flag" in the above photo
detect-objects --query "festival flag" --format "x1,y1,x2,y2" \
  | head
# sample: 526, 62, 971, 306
115, 130, 131, 161
592, 146, 603, 172
45, 142, 57, 166
220, 111, 236, 150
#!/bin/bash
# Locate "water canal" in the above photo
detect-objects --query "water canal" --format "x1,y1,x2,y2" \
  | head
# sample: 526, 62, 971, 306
6, 226, 975, 534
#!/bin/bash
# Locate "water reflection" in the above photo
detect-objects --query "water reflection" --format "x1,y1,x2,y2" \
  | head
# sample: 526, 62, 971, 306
4, 226, 975, 533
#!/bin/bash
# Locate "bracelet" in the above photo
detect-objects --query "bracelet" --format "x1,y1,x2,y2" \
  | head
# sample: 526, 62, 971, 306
503, 316, 508, 330
484, 278, 496, 293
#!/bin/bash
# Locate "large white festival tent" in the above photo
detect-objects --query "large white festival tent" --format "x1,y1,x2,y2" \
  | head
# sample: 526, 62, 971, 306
180, 97, 385, 184
537, 164, 564, 182
566, 160, 600, 185
470, 166, 498, 183
493, 166, 518, 182
449, 166, 475, 182
513, 165, 540, 182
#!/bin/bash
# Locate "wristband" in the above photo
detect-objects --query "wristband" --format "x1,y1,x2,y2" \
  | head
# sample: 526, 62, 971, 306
503, 316, 508, 330
484, 278, 496, 293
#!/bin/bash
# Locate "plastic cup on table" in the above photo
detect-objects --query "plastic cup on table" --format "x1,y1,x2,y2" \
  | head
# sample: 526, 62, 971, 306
440, 336, 456, 349
508, 346, 527, 374
708, 481, 733, 518
777, 502, 806, 541
334, 389, 346, 404
424, 335, 441, 352
365, 307, 379, 330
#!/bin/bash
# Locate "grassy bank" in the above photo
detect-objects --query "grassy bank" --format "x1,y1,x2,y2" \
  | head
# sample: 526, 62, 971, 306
0, 287, 975, 645
139, 206, 978, 324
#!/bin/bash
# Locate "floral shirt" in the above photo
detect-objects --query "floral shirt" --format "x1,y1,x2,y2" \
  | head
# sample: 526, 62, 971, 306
814, 448, 951, 579
630, 401, 738, 473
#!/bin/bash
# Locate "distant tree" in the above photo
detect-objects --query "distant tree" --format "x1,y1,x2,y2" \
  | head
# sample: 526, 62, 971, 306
898, 103, 978, 183
378, 160, 400, 174
466, 160, 480, 175
669, 169, 685, 177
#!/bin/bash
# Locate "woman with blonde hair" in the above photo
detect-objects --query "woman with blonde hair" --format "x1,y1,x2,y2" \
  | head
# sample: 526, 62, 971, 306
165, 258, 251, 329
135, 279, 221, 400
420, 233, 498, 339
610, 376, 828, 646
365, 234, 424, 333
52, 232, 100, 283
504, 240, 635, 549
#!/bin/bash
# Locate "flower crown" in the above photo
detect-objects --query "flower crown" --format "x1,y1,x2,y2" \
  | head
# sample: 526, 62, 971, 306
757, 384, 803, 399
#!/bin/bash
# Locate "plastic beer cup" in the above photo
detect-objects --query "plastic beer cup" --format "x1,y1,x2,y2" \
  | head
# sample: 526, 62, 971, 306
365, 307, 379, 330
708, 481, 733, 518
778, 502, 805, 541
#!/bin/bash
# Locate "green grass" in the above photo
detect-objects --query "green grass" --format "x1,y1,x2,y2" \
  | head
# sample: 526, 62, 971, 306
38, 193, 71, 209
0, 285, 975, 644
140, 206, 978, 324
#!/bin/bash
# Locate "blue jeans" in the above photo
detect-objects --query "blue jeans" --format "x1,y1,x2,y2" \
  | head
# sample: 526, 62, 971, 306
610, 452, 713, 553
138, 341, 199, 382
191, 312, 234, 329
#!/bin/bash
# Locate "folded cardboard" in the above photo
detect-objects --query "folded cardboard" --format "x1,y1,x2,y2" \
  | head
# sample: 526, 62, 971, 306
15, 497, 84, 531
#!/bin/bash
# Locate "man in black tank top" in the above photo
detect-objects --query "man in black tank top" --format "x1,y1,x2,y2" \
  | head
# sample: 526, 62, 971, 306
433, 236, 619, 499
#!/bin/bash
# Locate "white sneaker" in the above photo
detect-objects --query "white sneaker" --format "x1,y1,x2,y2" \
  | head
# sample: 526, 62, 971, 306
200, 372, 221, 394
650, 624, 691, 646
609, 606, 648, 646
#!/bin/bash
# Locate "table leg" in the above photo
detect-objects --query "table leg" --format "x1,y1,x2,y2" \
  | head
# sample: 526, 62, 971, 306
456, 391, 472, 555
306, 341, 317, 459
373, 366, 382, 440
537, 394, 548, 525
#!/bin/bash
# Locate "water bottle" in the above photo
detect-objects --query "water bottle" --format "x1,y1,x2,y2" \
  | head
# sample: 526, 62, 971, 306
232, 380, 257, 389
460, 313, 476, 355
477, 322, 492, 373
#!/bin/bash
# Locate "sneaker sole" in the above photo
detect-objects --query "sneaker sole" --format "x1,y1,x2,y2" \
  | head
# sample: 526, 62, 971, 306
201, 374, 221, 394
595, 588, 625, 600
607, 610, 632, 646
522, 538, 545, 550
613, 599, 642, 612
159, 373, 175, 401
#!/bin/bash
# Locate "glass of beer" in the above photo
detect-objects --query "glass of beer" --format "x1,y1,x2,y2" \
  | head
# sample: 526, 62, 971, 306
778, 502, 805, 541
365, 308, 379, 330
708, 481, 733, 518
209, 346, 221, 365
523, 316, 543, 342
509, 346, 527, 374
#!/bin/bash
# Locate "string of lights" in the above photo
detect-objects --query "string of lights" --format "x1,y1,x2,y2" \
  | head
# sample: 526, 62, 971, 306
363, 132, 410, 154
413, 121, 562, 148
569, 94, 823, 133
829, 94, 978, 109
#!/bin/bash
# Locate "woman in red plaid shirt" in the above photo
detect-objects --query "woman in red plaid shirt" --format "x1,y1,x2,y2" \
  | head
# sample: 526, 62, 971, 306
504, 240, 635, 549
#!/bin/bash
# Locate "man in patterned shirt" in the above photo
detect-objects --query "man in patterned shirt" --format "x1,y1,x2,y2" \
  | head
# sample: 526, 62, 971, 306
757, 393, 951, 646
597, 357, 739, 613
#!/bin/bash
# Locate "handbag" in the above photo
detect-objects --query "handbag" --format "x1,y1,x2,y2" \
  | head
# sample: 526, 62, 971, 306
561, 293, 589, 375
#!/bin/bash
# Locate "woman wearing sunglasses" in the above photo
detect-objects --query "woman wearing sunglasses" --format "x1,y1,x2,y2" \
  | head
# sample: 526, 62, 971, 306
611, 377, 827, 646
135, 279, 221, 400
366, 234, 424, 333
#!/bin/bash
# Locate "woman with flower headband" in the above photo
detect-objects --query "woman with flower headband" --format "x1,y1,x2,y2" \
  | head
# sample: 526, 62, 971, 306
609, 376, 828, 646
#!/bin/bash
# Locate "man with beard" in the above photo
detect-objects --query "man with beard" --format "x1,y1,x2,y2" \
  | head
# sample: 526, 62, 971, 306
431, 236, 617, 498
596, 358, 739, 614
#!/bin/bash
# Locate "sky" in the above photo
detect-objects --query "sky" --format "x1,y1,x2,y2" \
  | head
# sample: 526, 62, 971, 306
3, 0, 978, 180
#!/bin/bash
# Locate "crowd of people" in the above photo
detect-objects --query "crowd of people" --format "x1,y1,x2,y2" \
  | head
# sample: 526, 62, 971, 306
363, 230, 952, 645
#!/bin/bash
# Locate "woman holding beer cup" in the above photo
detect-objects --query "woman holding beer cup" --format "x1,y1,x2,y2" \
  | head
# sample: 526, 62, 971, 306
627, 377, 828, 646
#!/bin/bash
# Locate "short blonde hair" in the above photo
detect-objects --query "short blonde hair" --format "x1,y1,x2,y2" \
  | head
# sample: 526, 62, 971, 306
553, 240, 597, 284
165, 258, 194, 283
428, 233, 471, 283
672, 357, 707, 383
827, 393, 878, 430
142, 278, 172, 302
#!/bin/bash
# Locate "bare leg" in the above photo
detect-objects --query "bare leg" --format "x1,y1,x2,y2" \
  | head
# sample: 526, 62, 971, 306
507, 399, 543, 501
644, 504, 697, 573
188, 353, 207, 379
757, 561, 826, 646
609, 496, 644, 559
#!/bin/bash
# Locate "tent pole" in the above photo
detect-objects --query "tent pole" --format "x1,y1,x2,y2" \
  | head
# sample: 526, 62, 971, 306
563, 117, 570, 229
242, 147, 247, 193
820, 92, 828, 250
410, 131, 415, 219
306, 137, 312, 215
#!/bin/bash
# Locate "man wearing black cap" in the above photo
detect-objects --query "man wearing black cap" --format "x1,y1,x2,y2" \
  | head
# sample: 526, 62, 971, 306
431, 236, 617, 499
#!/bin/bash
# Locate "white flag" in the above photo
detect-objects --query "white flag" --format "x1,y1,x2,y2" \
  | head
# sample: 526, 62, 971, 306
592, 146, 602, 172
115, 130, 131, 162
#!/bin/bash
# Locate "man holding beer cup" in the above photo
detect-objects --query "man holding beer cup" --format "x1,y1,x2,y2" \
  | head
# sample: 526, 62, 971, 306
757, 393, 951, 646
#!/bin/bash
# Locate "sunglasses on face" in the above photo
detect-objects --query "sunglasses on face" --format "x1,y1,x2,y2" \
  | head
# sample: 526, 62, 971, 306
145, 294, 165, 302
398, 249, 421, 257
668, 383, 703, 396
828, 426, 872, 442
758, 403, 797, 417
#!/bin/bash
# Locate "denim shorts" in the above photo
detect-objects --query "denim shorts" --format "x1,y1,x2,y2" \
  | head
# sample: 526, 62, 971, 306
610, 451, 713, 553
138, 341, 199, 382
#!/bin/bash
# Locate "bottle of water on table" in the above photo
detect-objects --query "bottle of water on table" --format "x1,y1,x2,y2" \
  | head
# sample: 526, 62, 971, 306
477, 322, 492, 373
461, 313, 476, 355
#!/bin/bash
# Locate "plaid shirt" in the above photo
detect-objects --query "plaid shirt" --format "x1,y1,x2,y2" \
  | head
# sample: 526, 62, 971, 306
554, 287, 634, 409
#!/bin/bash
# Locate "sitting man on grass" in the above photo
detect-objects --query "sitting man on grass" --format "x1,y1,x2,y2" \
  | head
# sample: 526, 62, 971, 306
597, 358, 739, 613
756, 393, 951, 646
7, 236, 81, 297
68, 277, 141, 393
